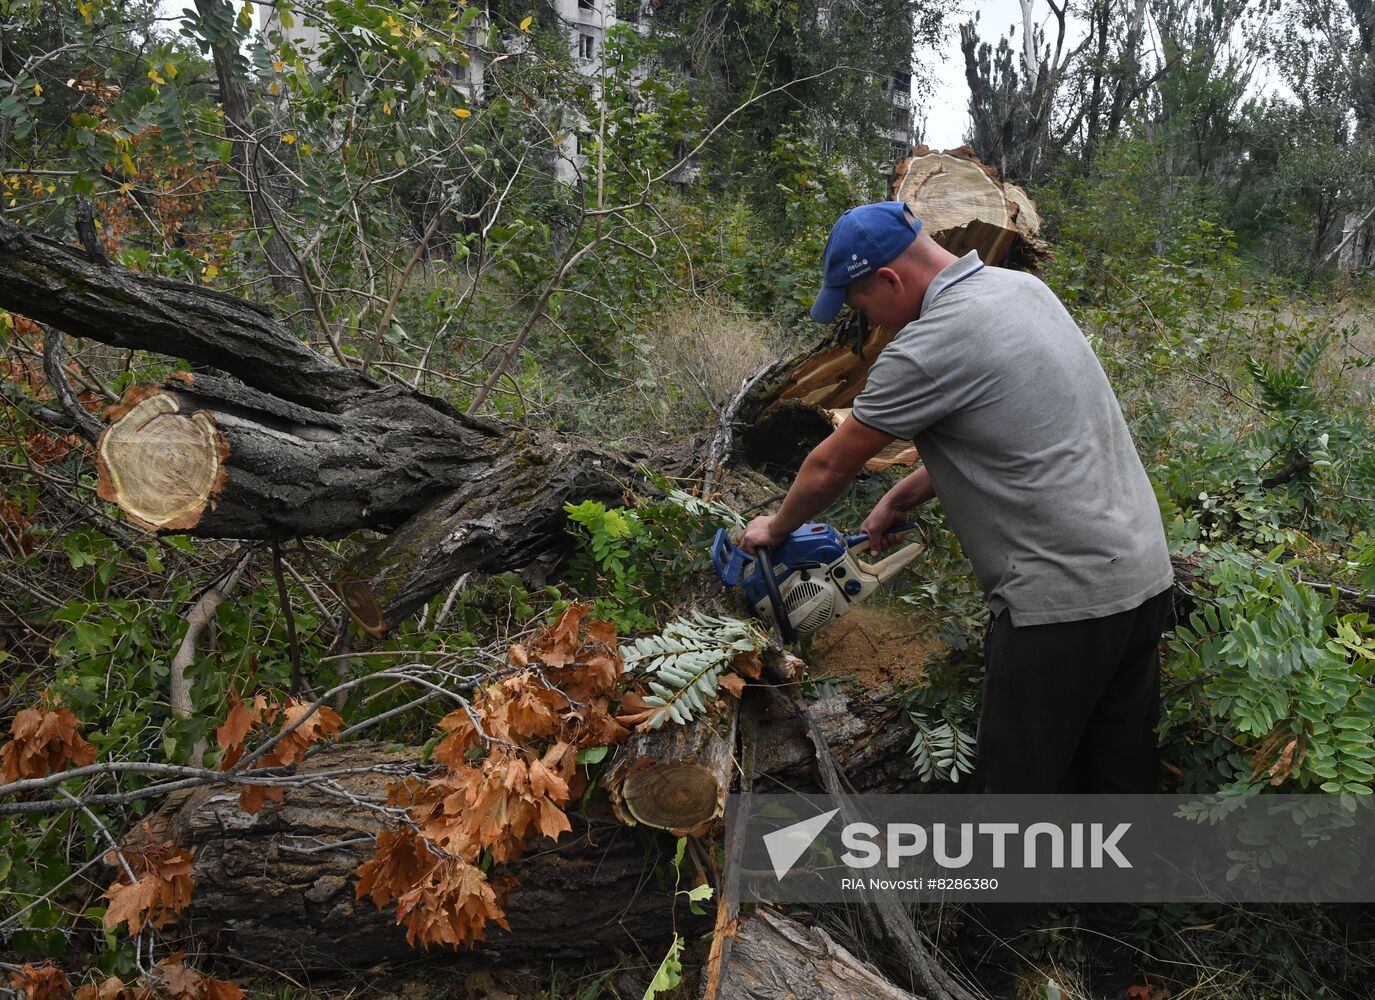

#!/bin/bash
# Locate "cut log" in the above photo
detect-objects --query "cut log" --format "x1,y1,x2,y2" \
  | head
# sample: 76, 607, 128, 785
891, 146, 1048, 268
604, 696, 738, 838
0, 219, 630, 629
137, 742, 703, 970
139, 680, 924, 973
753, 684, 922, 794
717, 907, 922, 1000
827, 409, 920, 472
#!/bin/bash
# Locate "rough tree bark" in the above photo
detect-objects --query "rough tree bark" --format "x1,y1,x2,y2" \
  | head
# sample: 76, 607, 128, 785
604, 695, 739, 838
134, 744, 704, 970
136, 681, 922, 973
718, 907, 923, 1000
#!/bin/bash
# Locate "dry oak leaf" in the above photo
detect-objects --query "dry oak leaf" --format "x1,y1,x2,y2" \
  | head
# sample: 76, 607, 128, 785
2, 702, 97, 783
142, 954, 244, 1000
9, 962, 72, 1000
101, 845, 195, 934
411, 745, 574, 863
270, 699, 345, 767
75, 977, 134, 1000
433, 675, 566, 766
215, 696, 343, 814
531, 605, 624, 700
213, 693, 274, 770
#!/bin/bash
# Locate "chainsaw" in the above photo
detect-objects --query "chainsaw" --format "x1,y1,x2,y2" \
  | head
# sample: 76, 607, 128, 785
711, 521, 925, 644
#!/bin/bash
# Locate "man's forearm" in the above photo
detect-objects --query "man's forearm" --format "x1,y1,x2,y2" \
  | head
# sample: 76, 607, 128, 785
773, 453, 854, 533
882, 466, 935, 513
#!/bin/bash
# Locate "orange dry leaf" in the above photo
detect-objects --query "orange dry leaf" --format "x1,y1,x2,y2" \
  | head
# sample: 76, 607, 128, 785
412, 744, 573, 863
9, 963, 72, 1000
433, 674, 566, 766
529, 605, 625, 700
74, 955, 243, 1000
213, 701, 255, 754
613, 689, 669, 732
717, 673, 746, 698
393, 859, 511, 949
276, 699, 345, 760
355, 827, 437, 909
1, 701, 98, 783
214, 694, 343, 814
353, 608, 633, 954
101, 844, 195, 934
142, 953, 244, 1000
75, 977, 134, 1000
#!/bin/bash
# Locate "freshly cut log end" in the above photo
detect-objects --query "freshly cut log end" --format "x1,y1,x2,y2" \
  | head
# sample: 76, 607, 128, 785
615, 759, 725, 834
891, 145, 1046, 268
827, 409, 919, 472
605, 698, 738, 839
95, 389, 227, 531
337, 570, 388, 637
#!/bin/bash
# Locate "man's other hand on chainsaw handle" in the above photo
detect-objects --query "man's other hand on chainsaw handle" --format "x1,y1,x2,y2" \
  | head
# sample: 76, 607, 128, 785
862, 466, 937, 556
739, 515, 790, 557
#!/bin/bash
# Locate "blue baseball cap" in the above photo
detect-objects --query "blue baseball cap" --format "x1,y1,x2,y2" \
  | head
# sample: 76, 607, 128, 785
810, 201, 923, 323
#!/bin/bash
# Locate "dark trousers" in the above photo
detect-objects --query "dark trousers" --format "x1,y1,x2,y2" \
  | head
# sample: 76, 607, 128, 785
962, 586, 1174, 957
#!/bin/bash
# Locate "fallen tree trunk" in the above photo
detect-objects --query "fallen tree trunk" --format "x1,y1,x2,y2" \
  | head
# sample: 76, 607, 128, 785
0, 219, 629, 629
140, 743, 703, 970
145, 683, 922, 974
706, 146, 1047, 481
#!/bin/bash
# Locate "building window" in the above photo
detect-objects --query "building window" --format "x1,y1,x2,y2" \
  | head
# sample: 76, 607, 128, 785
578, 33, 595, 60
891, 71, 911, 92
578, 0, 596, 10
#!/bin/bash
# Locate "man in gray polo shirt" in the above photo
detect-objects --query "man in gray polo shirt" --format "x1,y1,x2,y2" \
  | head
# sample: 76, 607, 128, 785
738, 201, 1173, 998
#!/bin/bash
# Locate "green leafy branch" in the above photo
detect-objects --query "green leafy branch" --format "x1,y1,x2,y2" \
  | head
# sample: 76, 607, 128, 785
621, 612, 764, 729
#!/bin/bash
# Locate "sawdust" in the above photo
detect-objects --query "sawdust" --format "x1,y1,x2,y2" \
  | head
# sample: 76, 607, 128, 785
805, 602, 944, 691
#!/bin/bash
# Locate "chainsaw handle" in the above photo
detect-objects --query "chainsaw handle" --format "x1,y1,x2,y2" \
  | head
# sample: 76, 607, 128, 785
853, 539, 927, 583
755, 546, 797, 645
844, 522, 918, 550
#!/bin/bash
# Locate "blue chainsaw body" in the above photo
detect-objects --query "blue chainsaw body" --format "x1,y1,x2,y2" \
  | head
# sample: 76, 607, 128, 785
711, 521, 924, 638
712, 523, 860, 604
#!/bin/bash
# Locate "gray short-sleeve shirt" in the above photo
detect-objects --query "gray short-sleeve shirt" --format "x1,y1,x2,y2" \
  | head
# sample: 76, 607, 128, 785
850, 250, 1173, 625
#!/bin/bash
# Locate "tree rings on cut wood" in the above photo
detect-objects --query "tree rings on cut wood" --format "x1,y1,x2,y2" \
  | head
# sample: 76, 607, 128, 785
612, 759, 725, 836
604, 698, 738, 838
95, 388, 228, 531
892, 145, 1047, 267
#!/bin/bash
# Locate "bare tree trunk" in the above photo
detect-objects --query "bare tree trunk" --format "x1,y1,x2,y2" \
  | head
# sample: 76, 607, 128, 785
192, 0, 302, 301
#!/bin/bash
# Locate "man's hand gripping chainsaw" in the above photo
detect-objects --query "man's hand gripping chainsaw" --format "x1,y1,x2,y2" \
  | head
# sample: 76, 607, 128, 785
711, 522, 925, 645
